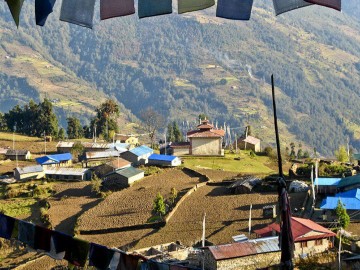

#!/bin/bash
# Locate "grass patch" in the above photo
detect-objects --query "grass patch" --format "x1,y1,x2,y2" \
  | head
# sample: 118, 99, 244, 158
183, 151, 274, 174
174, 78, 196, 88
0, 132, 40, 142
0, 198, 37, 217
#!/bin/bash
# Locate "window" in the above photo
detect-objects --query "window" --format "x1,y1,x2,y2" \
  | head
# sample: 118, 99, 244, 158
315, 239, 323, 246
301, 241, 308, 248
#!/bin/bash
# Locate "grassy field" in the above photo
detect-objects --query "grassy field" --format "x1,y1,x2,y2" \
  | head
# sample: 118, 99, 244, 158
0, 132, 41, 142
183, 151, 275, 175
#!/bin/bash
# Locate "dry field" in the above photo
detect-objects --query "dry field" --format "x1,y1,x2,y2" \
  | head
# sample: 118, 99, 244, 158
47, 182, 101, 234
132, 185, 279, 249
78, 168, 202, 231
0, 140, 58, 155
194, 168, 239, 182
0, 160, 37, 174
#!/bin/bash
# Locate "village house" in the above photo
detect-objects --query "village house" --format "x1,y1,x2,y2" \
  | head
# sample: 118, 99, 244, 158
80, 150, 126, 167
91, 158, 132, 178
320, 188, 360, 212
314, 177, 341, 194
44, 167, 91, 181
82, 142, 111, 152
13, 165, 45, 181
148, 154, 182, 167
187, 120, 225, 156
56, 141, 74, 153
227, 176, 261, 194
203, 236, 281, 270
237, 136, 261, 152
0, 147, 9, 155
337, 174, 360, 192
115, 134, 139, 147
254, 217, 336, 258
121, 145, 154, 165
35, 153, 73, 167
102, 167, 144, 190
169, 142, 191, 156
5, 149, 31, 161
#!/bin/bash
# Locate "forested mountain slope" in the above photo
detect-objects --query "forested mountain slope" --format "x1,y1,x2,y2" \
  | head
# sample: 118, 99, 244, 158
0, 1, 359, 155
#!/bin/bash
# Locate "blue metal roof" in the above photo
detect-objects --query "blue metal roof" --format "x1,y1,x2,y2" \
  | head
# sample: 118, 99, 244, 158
36, 153, 72, 165
335, 189, 360, 200
149, 154, 177, 162
320, 197, 360, 210
314, 178, 341, 186
129, 145, 153, 157
338, 174, 360, 189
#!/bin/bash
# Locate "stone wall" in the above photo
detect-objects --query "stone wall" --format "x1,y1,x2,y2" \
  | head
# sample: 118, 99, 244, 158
203, 249, 281, 270
190, 138, 222, 156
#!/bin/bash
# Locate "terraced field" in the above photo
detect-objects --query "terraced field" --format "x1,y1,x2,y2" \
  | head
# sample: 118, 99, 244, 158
78, 168, 202, 231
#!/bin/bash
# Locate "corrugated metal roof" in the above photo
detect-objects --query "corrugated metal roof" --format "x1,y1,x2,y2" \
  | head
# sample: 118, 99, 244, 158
129, 145, 153, 157
254, 217, 336, 242
335, 188, 360, 199
6, 149, 29, 156
353, 154, 360, 160
44, 168, 89, 176
187, 130, 224, 138
113, 166, 144, 178
107, 159, 131, 169
16, 165, 43, 174
36, 153, 72, 165
243, 136, 261, 145
314, 177, 341, 186
208, 237, 280, 261
82, 142, 111, 149
85, 151, 121, 160
149, 154, 178, 162
320, 197, 360, 210
56, 141, 75, 148
338, 175, 360, 189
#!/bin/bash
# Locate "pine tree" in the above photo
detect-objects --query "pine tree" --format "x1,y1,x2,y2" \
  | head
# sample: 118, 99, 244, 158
173, 121, 183, 142
153, 192, 166, 217
335, 145, 349, 163
67, 117, 83, 139
335, 200, 350, 229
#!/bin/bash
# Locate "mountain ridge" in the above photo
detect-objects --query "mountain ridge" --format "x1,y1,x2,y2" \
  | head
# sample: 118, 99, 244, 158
0, 1, 359, 155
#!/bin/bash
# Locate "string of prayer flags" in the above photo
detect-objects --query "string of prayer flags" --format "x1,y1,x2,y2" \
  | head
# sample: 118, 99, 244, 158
35, 0, 56, 26
304, 0, 341, 11
4, 0, 24, 27
138, 0, 172, 19
272, 0, 313, 16
18, 220, 36, 249
63, 237, 90, 267
100, 0, 135, 20
216, 0, 254, 20
60, 0, 96, 29
89, 243, 115, 270
178, 0, 215, 14
0, 213, 16, 239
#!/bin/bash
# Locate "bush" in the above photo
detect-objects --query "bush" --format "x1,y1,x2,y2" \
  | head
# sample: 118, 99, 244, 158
319, 164, 349, 177
5, 188, 20, 199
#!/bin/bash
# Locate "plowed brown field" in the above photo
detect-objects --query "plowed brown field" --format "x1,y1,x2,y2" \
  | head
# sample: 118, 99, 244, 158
78, 168, 202, 231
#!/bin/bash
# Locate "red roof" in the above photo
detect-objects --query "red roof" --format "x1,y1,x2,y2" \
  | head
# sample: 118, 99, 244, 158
254, 217, 336, 242
197, 119, 214, 130
187, 130, 225, 138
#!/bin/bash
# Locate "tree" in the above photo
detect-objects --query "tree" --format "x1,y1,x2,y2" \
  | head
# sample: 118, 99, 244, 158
58, 128, 65, 140
153, 192, 166, 217
303, 150, 310, 158
173, 122, 183, 142
71, 141, 84, 159
93, 99, 120, 140
198, 113, 208, 121
38, 99, 59, 137
289, 142, 296, 159
0, 113, 7, 131
166, 123, 175, 142
246, 125, 252, 136
169, 187, 178, 206
335, 200, 350, 229
67, 117, 83, 139
335, 145, 349, 163
140, 107, 165, 148
297, 149, 303, 159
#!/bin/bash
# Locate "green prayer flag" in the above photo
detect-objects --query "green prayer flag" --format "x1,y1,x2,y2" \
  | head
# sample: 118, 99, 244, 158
178, 0, 215, 14
5, 0, 24, 27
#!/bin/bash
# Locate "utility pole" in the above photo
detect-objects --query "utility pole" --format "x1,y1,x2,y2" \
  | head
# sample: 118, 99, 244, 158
202, 212, 206, 247
235, 134, 238, 155
311, 165, 315, 206
244, 126, 248, 151
44, 132, 47, 155
248, 204, 252, 237
338, 228, 342, 270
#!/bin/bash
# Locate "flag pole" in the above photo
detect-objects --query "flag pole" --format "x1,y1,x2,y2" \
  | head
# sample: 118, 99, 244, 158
271, 74, 294, 270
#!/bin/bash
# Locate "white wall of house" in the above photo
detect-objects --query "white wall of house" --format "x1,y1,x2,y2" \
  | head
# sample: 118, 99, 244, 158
294, 238, 332, 257
128, 172, 145, 185
190, 138, 222, 156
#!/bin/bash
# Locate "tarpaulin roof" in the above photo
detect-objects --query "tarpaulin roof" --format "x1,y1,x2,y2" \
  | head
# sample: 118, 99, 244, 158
129, 145, 153, 157
36, 153, 72, 165
149, 154, 178, 162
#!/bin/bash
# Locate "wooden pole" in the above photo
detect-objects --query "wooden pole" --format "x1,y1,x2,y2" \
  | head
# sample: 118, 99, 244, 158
271, 75, 283, 178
